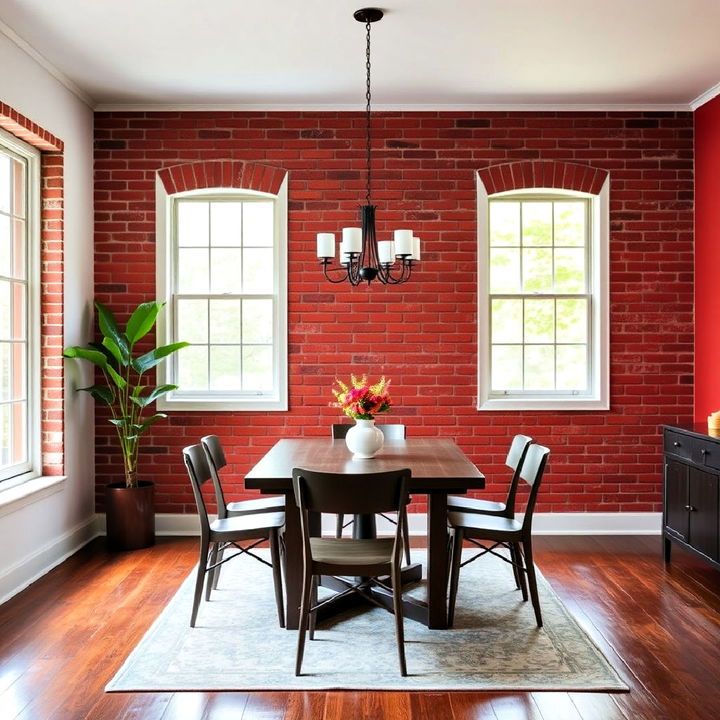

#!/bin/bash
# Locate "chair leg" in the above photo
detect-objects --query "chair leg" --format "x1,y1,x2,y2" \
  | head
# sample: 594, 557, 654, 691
510, 542, 527, 598
508, 542, 521, 590
190, 537, 210, 627
522, 537, 543, 627
206, 543, 219, 601
447, 527, 464, 627
335, 513, 344, 538
269, 529, 285, 628
309, 576, 318, 640
295, 566, 314, 676
211, 543, 225, 590
401, 511, 411, 566
390, 562, 407, 676
513, 542, 529, 601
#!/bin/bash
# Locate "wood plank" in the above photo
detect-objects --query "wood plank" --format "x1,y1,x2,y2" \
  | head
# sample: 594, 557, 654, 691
1, 535, 719, 719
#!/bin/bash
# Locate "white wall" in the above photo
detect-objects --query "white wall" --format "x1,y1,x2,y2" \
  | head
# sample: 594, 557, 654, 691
0, 30, 96, 602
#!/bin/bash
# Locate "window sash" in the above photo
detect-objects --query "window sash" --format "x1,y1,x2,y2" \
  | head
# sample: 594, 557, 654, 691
487, 292, 592, 397
0, 129, 40, 483
477, 182, 609, 411
156, 182, 288, 411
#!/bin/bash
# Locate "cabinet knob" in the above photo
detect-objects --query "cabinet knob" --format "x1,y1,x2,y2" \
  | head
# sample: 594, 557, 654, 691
673, 441, 681, 447
684, 505, 695, 512
701, 449, 707, 456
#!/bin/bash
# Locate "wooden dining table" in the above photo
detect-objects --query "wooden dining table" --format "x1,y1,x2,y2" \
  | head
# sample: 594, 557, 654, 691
244, 437, 485, 630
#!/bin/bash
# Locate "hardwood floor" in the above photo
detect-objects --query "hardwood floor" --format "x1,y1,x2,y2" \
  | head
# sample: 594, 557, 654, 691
1, 535, 719, 719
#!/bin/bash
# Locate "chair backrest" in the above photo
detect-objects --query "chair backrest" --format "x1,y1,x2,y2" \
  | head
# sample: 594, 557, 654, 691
331, 423, 406, 440
200, 434, 229, 519
503, 434, 534, 513
182, 444, 213, 535
293, 466, 410, 566
518, 443, 550, 533
292, 467, 411, 517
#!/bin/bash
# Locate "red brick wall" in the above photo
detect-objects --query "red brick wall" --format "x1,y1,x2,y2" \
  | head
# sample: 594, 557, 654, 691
93, 111, 694, 515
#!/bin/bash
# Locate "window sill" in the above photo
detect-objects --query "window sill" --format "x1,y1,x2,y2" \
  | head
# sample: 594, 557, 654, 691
0, 475, 67, 518
478, 398, 609, 411
158, 397, 288, 412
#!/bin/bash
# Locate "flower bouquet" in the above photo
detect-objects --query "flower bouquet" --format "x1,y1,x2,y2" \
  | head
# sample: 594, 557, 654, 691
331, 375, 392, 458
331, 374, 392, 419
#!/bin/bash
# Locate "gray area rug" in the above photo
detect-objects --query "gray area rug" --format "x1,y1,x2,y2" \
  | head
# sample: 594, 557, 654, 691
106, 550, 627, 691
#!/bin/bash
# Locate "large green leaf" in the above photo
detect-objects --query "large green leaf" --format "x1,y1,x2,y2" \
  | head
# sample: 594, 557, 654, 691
133, 342, 189, 374
101, 336, 125, 366
95, 302, 130, 363
130, 384, 178, 408
125, 301, 164, 345
135, 413, 167, 435
77, 385, 115, 406
63, 347, 108, 369
105, 364, 127, 389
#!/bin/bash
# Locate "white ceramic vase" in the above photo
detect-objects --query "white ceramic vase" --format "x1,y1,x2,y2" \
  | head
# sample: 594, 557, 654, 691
345, 418, 384, 459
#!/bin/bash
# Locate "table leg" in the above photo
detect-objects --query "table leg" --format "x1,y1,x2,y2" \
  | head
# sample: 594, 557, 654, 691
427, 492, 449, 629
281, 491, 303, 630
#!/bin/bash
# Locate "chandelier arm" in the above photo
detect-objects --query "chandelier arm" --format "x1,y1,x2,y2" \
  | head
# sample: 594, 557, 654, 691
321, 261, 353, 284
381, 260, 414, 285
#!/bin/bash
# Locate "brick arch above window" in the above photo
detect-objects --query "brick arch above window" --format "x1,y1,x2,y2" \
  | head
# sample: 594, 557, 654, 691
477, 160, 608, 196
157, 160, 287, 196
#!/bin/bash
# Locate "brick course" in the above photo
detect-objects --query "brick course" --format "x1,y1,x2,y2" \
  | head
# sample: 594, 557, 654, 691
93, 111, 694, 514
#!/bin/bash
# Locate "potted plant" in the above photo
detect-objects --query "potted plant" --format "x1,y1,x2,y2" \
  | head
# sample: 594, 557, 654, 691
64, 300, 188, 550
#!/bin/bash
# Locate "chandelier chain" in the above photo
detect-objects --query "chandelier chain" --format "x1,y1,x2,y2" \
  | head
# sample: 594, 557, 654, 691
365, 19, 372, 206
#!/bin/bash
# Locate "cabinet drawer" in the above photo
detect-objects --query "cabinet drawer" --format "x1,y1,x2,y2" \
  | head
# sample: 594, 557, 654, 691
664, 430, 693, 460
695, 438, 720, 472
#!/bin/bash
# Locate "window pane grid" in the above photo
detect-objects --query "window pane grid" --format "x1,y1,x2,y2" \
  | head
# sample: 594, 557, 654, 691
489, 196, 591, 396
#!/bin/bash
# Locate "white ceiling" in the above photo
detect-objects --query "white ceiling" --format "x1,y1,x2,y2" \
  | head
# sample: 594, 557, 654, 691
1, 0, 719, 111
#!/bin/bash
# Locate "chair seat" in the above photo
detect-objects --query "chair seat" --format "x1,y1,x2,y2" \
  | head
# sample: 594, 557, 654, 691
227, 495, 285, 516
447, 495, 507, 515
309, 537, 394, 566
447, 511, 522, 536
211, 511, 285, 537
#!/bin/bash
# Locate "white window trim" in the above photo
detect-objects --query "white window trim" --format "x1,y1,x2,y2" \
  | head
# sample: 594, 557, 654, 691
0, 128, 41, 484
476, 175, 609, 411
155, 176, 288, 411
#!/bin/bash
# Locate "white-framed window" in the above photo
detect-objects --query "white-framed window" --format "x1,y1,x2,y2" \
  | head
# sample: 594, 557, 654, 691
0, 128, 41, 485
156, 178, 288, 411
477, 178, 609, 411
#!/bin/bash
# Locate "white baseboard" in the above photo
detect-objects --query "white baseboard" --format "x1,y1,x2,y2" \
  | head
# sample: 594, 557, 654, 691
1, 510, 660, 605
153, 511, 662, 537
0, 515, 100, 605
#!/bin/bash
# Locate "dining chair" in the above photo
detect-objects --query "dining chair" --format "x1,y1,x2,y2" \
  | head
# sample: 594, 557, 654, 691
447, 443, 550, 628
331, 423, 411, 565
201, 435, 285, 589
182, 444, 286, 628
292, 466, 411, 676
447, 434, 533, 517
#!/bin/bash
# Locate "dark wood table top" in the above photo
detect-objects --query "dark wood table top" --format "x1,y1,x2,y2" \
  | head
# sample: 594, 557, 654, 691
245, 437, 485, 494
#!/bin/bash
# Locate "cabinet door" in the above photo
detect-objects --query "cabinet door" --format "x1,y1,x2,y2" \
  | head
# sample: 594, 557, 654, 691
665, 460, 689, 541
688, 467, 719, 561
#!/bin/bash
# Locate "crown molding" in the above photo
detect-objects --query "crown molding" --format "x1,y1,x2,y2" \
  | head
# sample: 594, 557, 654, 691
0, 19, 94, 109
93, 101, 693, 113
690, 81, 720, 111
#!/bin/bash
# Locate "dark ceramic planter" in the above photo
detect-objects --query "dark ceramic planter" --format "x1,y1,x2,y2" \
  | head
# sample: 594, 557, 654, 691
105, 481, 155, 551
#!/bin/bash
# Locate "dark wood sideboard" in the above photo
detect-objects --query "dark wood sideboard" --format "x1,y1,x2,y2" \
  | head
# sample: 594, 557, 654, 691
663, 425, 720, 570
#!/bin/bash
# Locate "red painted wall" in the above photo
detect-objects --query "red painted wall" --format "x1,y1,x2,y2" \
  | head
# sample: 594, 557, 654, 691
694, 96, 720, 422
93, 111, 694, 514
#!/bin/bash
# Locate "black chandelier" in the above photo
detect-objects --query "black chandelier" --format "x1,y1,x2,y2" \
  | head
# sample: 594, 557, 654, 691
316, 7, 420, 285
